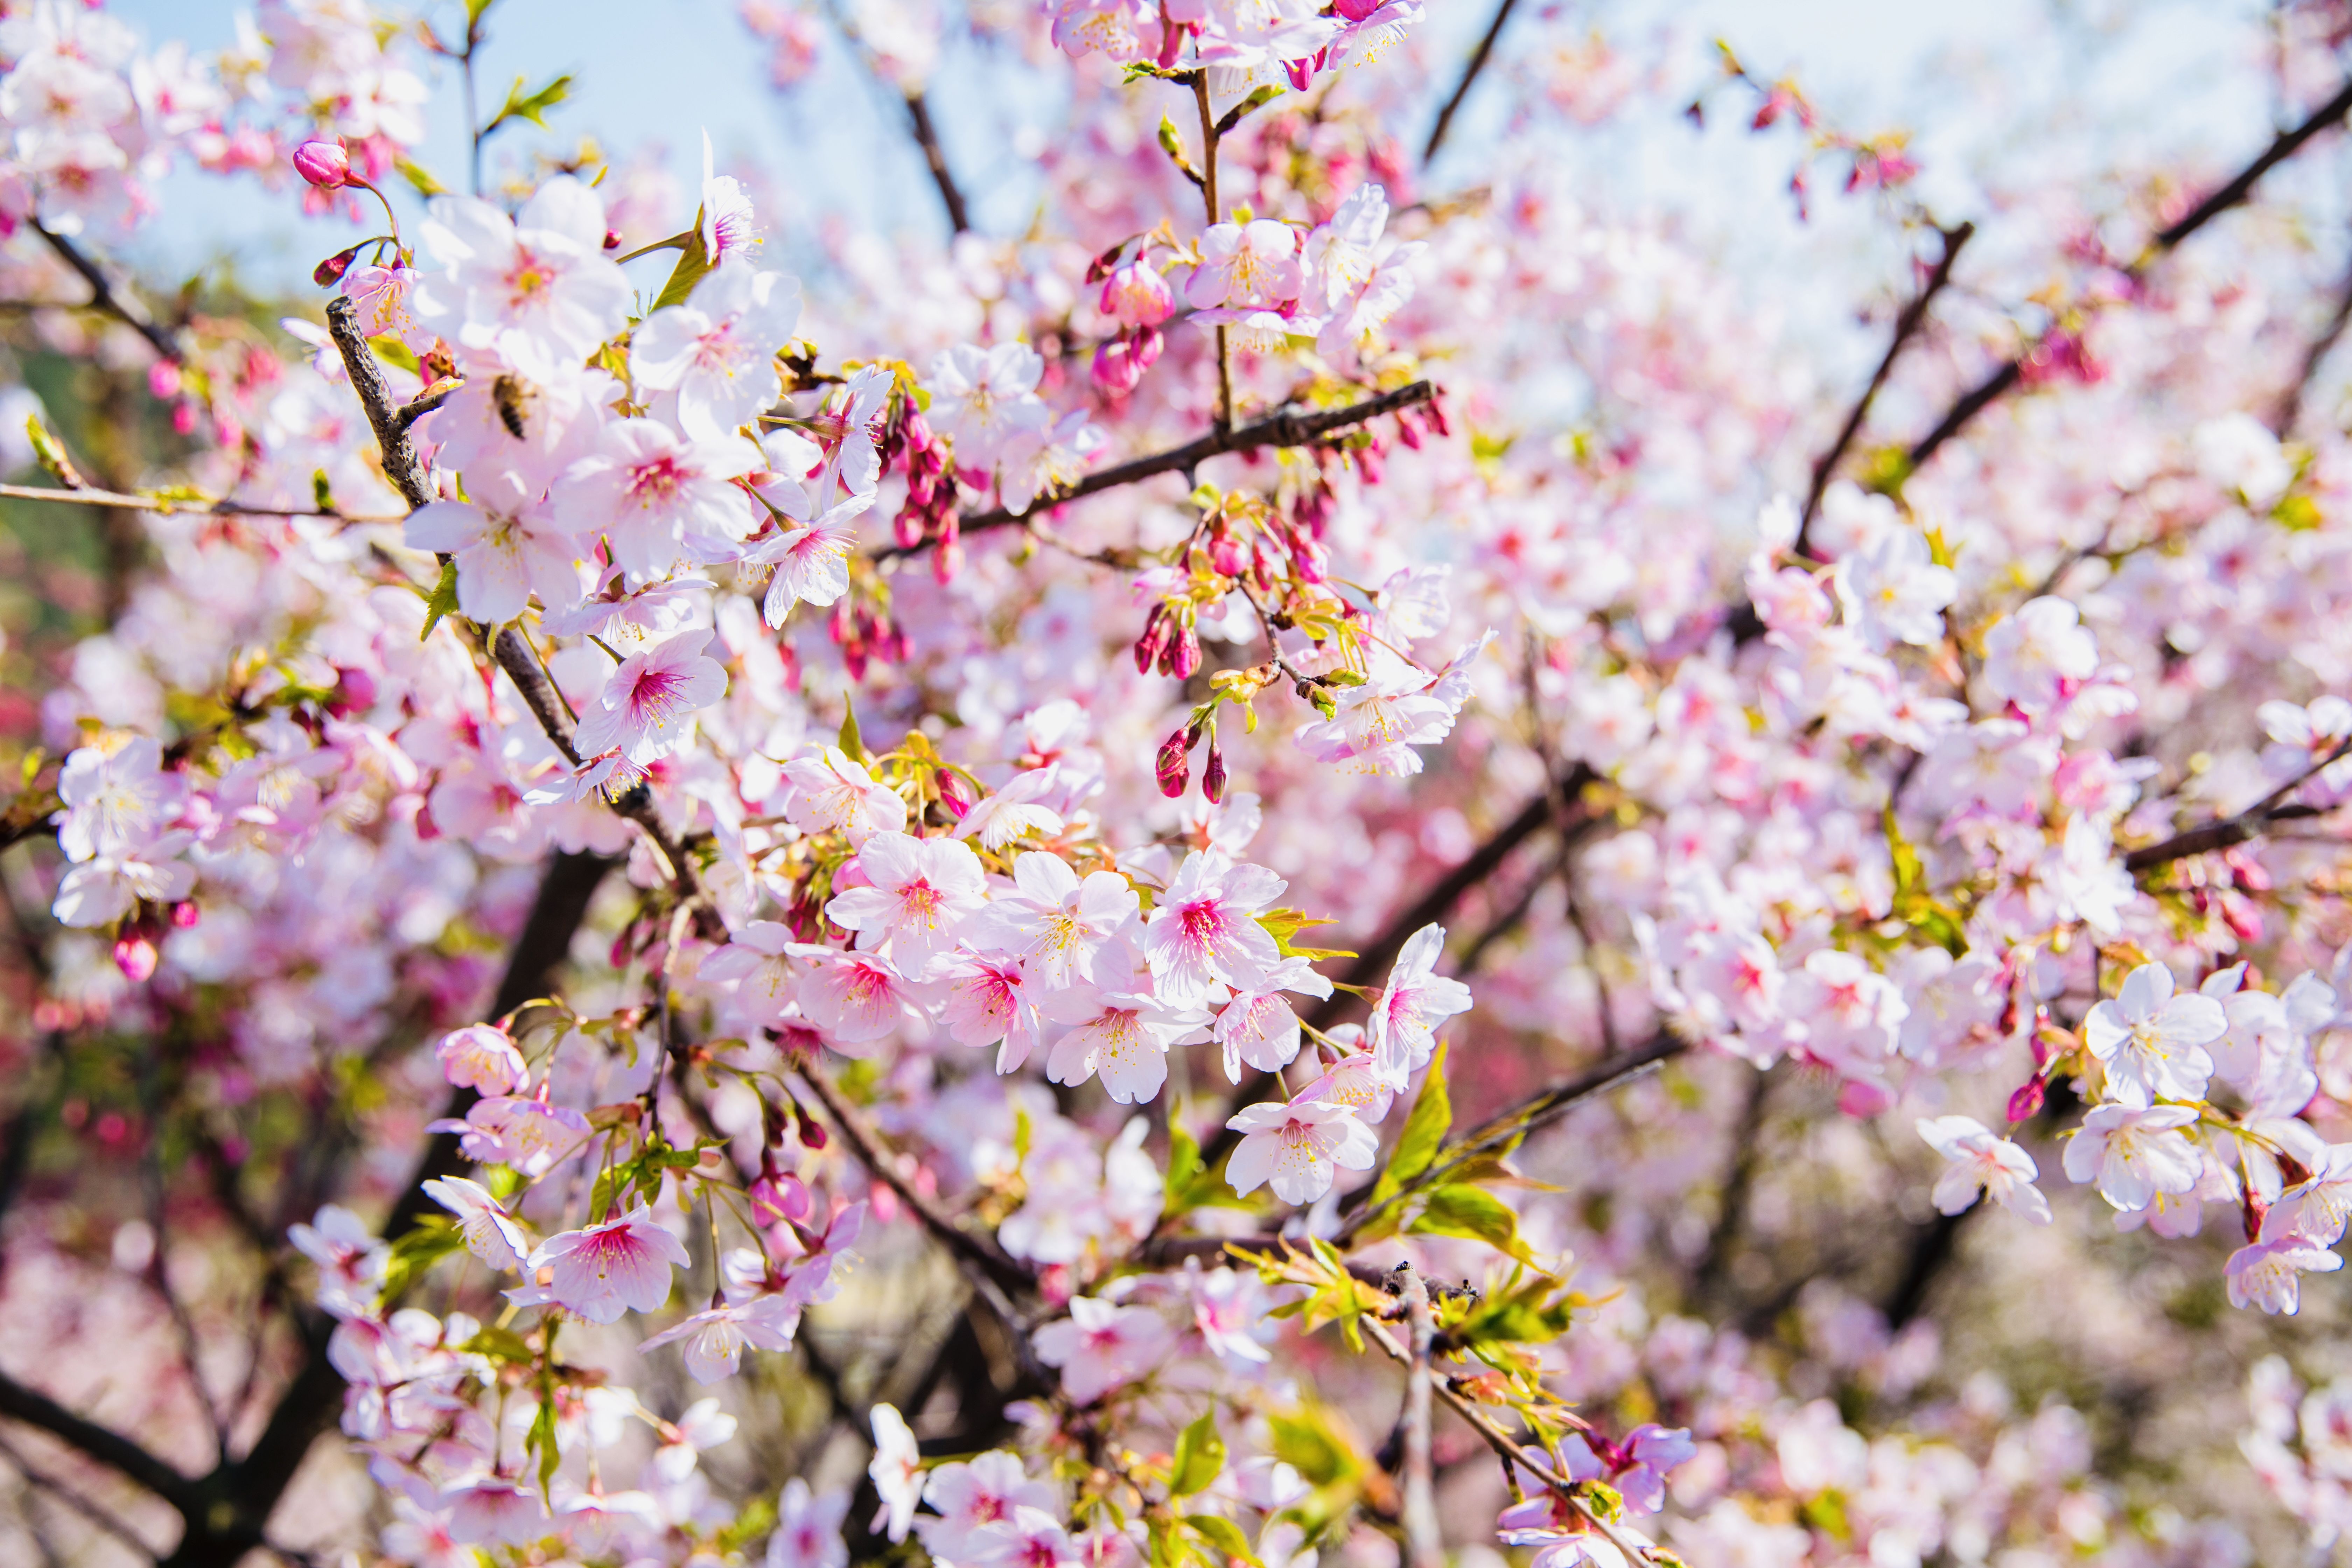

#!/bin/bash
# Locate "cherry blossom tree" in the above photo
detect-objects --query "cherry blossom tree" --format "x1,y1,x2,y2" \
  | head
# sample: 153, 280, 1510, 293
13, 1, 2352, 1566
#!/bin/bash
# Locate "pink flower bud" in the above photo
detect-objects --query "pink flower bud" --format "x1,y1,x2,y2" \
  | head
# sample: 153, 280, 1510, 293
1100, 261, 1174, 327
147, 361, 182, 399
1170, 623, 1202, 680
1092, 337, 1144, 396
291, 140, 351, 190
1156, 727, 1193, 798
1134, 603, 1169, 673
168, 900, 200, 930
1131, 323, 1164, 369
750, 1172, 813, 1226
312, 244, 363, 286
113, 932, 158, 983
2005, 1077, 2045, 1124
936, 767, 974, 820
1203, 727, 1227, 804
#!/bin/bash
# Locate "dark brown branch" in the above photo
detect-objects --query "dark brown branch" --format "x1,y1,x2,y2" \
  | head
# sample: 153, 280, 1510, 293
2274, 249, 2352, 435
395, 380, 462, 433
1908, 74, 2352, 471
1422, 0, 1522, 163
1793, 222, 1972, 553
905, 381, 1436, 556
323, 299, 433, 512
794, 1065, 1034, 1298
904, 92, 971, 236
2124, 734, 2351, 872
33, 223, 182, 363
0, 1430, 161, 1560
0, 1372, 200, 1520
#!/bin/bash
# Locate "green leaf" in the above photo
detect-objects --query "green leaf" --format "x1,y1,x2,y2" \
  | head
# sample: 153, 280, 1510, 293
466, 0, 500, 22
1370, 1040, 1449, 1206
460, 1324, 538, 1365
1148, 1516, 1184, 1568
485, 72, 573, 136
1407, 1185, 1540, 1266
394, 156, 449, 197
837, 697, 865, 763
1170, 1410, 1226, 1498
652, 223, 714, 312
1267, 1409, 1356, 1489
377, 1216, 465, 1302
1184, 1514, 1261, 1567
369, 334, 420, 376
312, 468, 334, 512
420, 558, 461, 643
25, 414, 81, 489
527, 1392, 561, 1497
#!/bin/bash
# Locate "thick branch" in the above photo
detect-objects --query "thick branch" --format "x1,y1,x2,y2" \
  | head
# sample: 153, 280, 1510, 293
904, 381, 1436, 556
904, 92, 971, 235
0, 1372, 199, 1519
1422, 0, 1521, 163
33, 224, 182, 363
323, 299, 433, 511
1793, 222, 1972, 552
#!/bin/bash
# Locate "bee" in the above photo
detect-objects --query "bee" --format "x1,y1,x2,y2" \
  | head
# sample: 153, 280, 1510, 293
491, 374, 537, 440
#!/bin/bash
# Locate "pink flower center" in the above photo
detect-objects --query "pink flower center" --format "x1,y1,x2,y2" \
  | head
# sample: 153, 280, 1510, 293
626, 454, 691, 507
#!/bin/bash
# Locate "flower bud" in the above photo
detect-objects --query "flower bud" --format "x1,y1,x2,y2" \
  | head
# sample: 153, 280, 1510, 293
1100, 261, 1174, 327
750, 1171, 813, 1226
894, 500, 926, 548
113, 932, 158, 983
1170, 623, 1202, 680
312, 243, 364, 287
1131, 323, 1164, 370
2005, 1077, 2045, 1124
1156, 726, 1193, 798
1133, 602, 1169, 673
936, 767, 974, 820
292, 139, 351, 190
1203, 726, 1227, 804
1091, 336, 1143, 396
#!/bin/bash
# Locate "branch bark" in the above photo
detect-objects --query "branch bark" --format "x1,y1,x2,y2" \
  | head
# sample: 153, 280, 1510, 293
2124, 735, 2351, 872
1907, 75, 2352, 472
34, 223, 182, 363
1422, 0, 1522, 163
898, 381, 1436, 557
904, 92, 971, 236
1395, 1267, 1445, 1568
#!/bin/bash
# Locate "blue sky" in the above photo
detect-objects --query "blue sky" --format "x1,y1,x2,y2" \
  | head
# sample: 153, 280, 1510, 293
99, 0, 2274, 335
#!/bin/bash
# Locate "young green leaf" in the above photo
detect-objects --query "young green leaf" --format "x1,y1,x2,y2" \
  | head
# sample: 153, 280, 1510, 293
420, 558, 462, 643
1407, 1184, 1542, 1266
1369, 1040, 1450, 1205
1169, 1410, 1226, 1497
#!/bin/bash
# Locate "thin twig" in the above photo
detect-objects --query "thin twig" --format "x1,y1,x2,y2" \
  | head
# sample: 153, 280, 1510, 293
0, 1430, 160, 1560
900, 382, 1435, 556
1422, 0, 1522, 163
1793, 221, 1972, 554
1192, 71, 1236, 433
1909, 75, 2352, 470
793, 1065, 1035, 1298
0, 482, 398, 523
2274, 246, 2352, 434
0, 1372, 199, 1519
904, 92, 971, 235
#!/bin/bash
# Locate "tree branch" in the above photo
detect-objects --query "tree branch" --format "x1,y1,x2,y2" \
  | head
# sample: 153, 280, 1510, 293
2124, 734, 2351, 872
1422, 0, 1521, 163
0, 1372, 199, 1520
32, 223, 182, 363
1395, 1267, 1444, 1568
898, 381, 1436, 557
1908, 75, 2352, 471
0, 482, 398, 523
904, 92, 971, 235
1793, 221, 1972, 553
793, 1065, 1035, 1299
323, 299, 434, 512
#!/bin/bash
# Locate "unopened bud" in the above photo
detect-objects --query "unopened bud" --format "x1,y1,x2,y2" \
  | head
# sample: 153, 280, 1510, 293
936, 767, 975, 820
2005, 1077, 2045, 1124
292, 139, 351, 190
113, 932, 158, 983
313, 243, 364, 286
1170, 623, 1202, 680
1203, 727, 1227, 804
1134, 602, 1170, 673
1155, 727, 1193, 798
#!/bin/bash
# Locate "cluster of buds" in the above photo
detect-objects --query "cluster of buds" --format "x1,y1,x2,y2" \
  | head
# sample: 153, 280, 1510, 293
1133, 600, 1203, 681
830, 597, 910, 682
1089, 254, 1174, 397
890, 404, 962, 578
112, 900, 200, 982
291, 140, 408, 288
1155, 713, 1226, 802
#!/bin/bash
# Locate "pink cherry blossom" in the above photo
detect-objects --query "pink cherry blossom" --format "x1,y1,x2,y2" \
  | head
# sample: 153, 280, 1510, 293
573, 629, 729, 767
1031, 1296, 1175, 1404
825, 829, 987, 977
528, 1203, 689, 1324
1224, 1097, 1379, 1205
